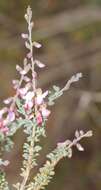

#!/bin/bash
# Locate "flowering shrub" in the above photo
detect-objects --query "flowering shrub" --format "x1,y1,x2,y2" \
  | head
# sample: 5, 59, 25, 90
0, 6, 92, 190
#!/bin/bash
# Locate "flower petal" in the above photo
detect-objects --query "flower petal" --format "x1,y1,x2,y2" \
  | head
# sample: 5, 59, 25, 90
23, 91, 34, 102
36, 95, 43, 105
7, 111, 15, 122
35, 60, 45, 68
36, 112, 43, 125
41, 107, 51, 118
21, 33, 28, 39
16, 65, 22, 72
42, 90, 48, 98
33, 41, 42, 48
4, 97, 12, 105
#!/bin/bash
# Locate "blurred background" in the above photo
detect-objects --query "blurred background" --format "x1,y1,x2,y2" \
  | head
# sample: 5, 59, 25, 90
0, 0, 101, 190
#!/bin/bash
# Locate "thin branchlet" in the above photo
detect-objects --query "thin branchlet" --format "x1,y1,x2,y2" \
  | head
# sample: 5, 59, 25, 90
19, 6, 37, 190
27, 131, 92, 190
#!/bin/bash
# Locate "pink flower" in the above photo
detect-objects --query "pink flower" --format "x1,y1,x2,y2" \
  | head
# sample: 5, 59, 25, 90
12, 80, 19, 89
35, 60, 45, 68
24, 101, 33, 110
18, 86, 29, 98
0, 126, 9, 133
23, 76, 30, 82
0, 120, 9, 134
33, 41, 42, 48
27, 52, 32, 59
16, 64, 30, 75
36, 112, 43, 125
4, 97, 13, 105
41, 107, 51, 118
21, 33, 28, 39
0, 108, 9, 134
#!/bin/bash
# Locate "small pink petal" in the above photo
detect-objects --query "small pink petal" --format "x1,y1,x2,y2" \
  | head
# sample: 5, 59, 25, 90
12, 80, 19, 85
28, 101, 33, 108
27, 52, 32, 59
24, 101, 33, 110
4, 97, 12, 105
16, 65, 22, 72
0, 120, 9, 134
20, 69, 27, 75
36, 112, 43, 125
0, 127, 9, 134
24, 76, 30, 82
7, 111, 15, 122
20, 64, 30, 75
23, 91, 34, 102
19, 87, 28, 97
35, 60, 45, 68
33, 41, 42, 48
41, 107, 51, 118
42, 90, 48, 98
21, 33, 28, 39
12, 80, 19, 89
36, 95, 43, 105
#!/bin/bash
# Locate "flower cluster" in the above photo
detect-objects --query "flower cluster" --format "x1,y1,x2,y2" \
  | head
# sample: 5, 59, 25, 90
0, 6, 93, 190
0, 7, 83, 137
15, 63, 50, 122
0, 7, 51, 136
0, 106, 15, 135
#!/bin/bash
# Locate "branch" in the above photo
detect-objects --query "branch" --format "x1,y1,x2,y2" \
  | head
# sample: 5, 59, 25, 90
27, 130, 92, 190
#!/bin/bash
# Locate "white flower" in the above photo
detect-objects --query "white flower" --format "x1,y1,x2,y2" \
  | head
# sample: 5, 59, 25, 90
35, 89, 48, 105
23, 91, 35, 110
23, 91, 34, 102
